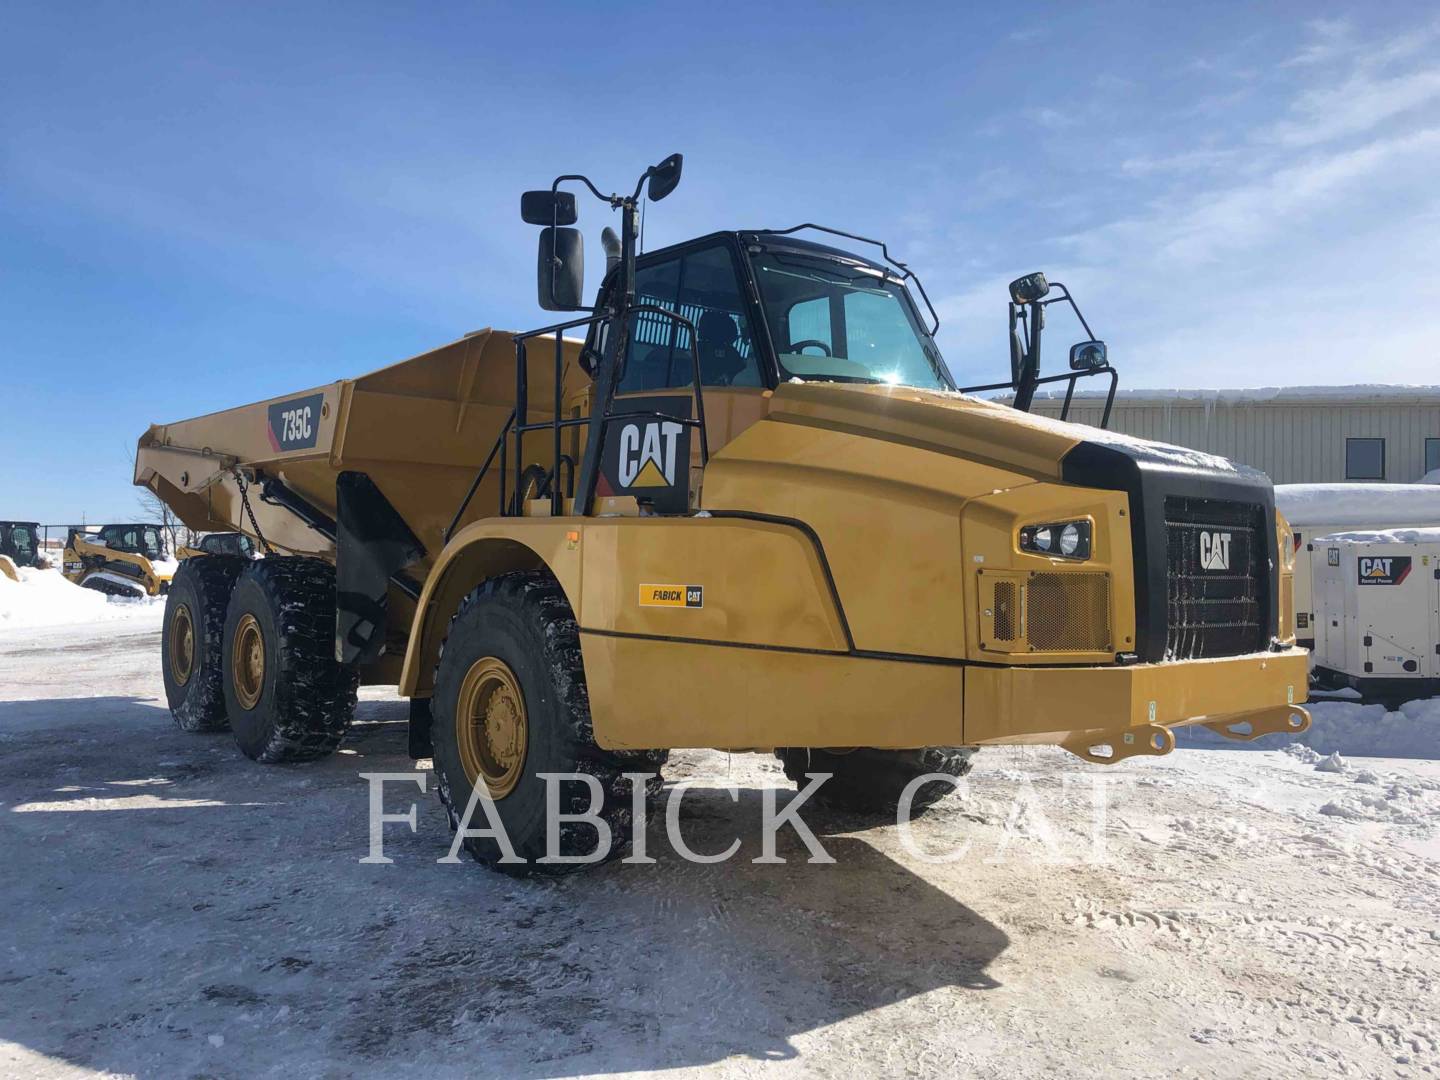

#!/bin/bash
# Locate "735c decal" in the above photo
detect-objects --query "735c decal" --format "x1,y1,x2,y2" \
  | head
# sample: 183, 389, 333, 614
266, 393, 324, 452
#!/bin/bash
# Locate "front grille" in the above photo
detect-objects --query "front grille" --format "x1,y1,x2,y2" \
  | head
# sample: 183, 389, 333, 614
1027, 572, 1110, 652
1164, 496, 1267, 659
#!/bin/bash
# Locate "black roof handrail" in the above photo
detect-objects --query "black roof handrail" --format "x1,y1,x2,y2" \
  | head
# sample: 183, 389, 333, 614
749, 224, 941, 336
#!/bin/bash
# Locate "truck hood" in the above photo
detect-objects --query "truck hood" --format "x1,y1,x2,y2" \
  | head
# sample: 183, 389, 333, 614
767, 382, 1242, 481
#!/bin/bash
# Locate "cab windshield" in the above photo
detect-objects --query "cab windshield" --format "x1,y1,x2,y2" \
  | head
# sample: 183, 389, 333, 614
750, 249, 951, 390
103, 525, 164, 560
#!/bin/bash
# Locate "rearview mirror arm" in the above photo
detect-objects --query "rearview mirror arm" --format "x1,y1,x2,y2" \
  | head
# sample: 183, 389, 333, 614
1012, 300, 1043, 413
572, 191, 639, 515
1040, 282, 1097, 343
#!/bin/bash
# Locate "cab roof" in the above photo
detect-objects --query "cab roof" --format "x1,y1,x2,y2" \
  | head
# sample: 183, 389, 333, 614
639, 229, 892, 275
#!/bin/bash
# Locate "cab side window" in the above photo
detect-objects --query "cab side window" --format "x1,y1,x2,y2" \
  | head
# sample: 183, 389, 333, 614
619, 257, 684, 392
618, 243, 761, 391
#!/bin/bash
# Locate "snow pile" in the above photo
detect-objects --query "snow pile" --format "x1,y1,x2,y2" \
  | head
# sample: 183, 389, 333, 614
0, 567, 161, 631
1317, 770, 1440, 825
150, 557, 180, 579
1274, 483, 1440, 528
1181, 696, 1440, 759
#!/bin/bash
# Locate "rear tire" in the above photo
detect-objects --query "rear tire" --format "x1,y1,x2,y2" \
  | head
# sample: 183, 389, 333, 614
775, 746, 977, 816
163, 556, 245, 732
431, 571, 661, 873
222, 557, 359, 763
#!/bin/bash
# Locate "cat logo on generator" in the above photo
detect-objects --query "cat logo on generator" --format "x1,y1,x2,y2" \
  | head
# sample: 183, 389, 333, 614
1358, 556, 1411, 586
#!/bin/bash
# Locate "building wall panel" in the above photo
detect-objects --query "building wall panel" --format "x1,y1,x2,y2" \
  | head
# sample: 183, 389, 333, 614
1029, 398, 1440, 484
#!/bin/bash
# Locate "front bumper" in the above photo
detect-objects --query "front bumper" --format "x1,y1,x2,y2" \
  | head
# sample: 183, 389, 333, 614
964, 648, 1311, 761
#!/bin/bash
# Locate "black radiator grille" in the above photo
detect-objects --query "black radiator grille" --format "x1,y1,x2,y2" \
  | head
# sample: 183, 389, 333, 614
1164, 496, 1268, 659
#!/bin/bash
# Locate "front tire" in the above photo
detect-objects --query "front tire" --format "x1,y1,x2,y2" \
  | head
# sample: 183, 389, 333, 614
432, 571, 659, 873
222, 557, 358, 763
163, 556, 245, 732
775, 746, 977, 816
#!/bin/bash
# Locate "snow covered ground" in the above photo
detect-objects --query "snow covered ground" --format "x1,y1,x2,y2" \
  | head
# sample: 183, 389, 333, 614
1, 610, 1438, 1078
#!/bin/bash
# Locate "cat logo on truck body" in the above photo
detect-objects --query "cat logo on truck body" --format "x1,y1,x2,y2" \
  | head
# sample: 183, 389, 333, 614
600, 395, 692, 514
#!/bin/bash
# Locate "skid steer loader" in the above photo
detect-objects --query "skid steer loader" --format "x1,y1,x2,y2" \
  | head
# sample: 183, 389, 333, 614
62, 522, 177, 598
0, 521, 45, 577
135, 155, 1309, 872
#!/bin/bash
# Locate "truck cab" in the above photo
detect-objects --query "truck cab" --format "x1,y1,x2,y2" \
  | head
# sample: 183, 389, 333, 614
582, 231, 951, 474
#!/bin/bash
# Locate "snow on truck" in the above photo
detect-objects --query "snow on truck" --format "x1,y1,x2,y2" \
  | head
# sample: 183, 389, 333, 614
134, 155, 1310, 871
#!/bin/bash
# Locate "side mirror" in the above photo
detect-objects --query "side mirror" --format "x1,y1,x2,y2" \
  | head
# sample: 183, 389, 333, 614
537, 227, 584, 311
521, 190, 578, 226
1069, 340, 1107, 370
646, 153, 683, 202
1009, 272, 1049, 304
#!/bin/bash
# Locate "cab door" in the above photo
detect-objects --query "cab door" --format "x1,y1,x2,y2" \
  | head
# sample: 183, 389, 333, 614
10, 524, 37, 566
605, 240, 772, 510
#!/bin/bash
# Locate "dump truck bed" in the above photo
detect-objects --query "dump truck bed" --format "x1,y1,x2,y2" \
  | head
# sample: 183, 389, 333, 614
135, 329, 586, 574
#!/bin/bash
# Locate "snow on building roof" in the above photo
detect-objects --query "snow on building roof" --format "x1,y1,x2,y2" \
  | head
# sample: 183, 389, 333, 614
1026, 384, 1440, 404
1275, 483, 1440, 527
1317, 527, 1440, 545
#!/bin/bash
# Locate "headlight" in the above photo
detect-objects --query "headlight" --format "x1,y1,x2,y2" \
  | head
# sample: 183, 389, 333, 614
1019, 519, 1092, 560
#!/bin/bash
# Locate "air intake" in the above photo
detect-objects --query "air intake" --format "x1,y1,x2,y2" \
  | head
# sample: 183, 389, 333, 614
980, 570, 1112, 655
1026, 572, 1110, 652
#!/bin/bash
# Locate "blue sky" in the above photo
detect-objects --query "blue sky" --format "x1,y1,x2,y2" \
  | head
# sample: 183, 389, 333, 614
3, 3, 1439, 522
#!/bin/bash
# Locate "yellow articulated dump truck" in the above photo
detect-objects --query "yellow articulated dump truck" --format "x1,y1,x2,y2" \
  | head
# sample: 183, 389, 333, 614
135, 155, 1309, 872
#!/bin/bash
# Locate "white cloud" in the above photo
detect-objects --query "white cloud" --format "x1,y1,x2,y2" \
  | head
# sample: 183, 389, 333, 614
1272, 68, 1440, 147
1282, 18, 1353, 67
934, 20, 1440, 390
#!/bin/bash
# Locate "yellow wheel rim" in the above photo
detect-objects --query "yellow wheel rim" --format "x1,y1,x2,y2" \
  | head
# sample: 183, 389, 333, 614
170, 603, 195, 687
231, 613, 265, 710
455, 657, 528, 799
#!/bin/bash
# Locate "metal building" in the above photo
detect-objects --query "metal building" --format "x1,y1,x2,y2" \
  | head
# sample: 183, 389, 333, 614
1026, 385, 1440, 485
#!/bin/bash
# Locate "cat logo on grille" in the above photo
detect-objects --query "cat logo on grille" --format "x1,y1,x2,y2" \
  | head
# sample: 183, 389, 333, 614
1198, 530, 1232, 571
